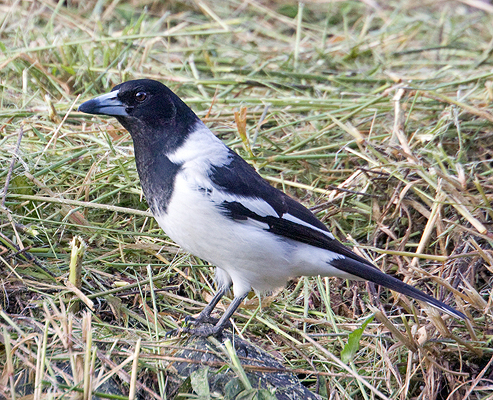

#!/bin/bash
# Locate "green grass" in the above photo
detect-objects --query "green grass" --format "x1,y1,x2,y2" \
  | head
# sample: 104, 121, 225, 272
1, 0, 492, 398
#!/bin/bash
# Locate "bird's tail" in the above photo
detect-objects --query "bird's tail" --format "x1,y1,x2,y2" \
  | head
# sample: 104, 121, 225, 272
330, 257, 466, 320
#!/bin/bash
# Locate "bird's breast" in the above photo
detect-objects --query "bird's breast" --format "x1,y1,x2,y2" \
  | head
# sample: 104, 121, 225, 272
153, 171, 295, 287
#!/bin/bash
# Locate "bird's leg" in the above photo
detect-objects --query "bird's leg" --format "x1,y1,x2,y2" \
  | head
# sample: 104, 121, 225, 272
185, 292, 248, 337
185, 285, 230, 326
165, 285, 231, 338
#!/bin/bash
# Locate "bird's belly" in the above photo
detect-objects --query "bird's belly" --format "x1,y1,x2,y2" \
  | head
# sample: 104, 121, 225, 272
153, 183, 294, 295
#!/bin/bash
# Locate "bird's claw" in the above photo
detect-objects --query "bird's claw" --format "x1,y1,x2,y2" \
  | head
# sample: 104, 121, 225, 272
164, 327, 182, 338
166, 319, 233, 338
185, 314, 220, 326
164, 324, 224, 338
182, 323, 225, 338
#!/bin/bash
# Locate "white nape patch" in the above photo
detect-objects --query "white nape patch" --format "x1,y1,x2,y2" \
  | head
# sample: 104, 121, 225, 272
282, 213, 334, 239
168, 121, 230, 167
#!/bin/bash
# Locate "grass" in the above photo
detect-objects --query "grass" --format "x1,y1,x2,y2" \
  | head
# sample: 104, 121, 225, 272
1, 0, 493, 398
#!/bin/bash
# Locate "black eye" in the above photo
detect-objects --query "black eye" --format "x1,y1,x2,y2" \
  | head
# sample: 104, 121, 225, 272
135, 92, 147, 102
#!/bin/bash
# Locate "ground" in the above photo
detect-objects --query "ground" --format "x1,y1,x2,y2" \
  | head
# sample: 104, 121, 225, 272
0, 1, 492, 399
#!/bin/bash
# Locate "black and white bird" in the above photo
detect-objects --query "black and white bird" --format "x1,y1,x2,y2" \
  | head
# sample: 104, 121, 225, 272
79, 79, 465, 336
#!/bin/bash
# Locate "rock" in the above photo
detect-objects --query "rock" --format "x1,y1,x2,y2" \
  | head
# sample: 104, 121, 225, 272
166, 332, 322, 400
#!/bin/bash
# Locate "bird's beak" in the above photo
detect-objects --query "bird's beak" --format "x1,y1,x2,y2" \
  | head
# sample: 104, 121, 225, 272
78, 90, 128, 116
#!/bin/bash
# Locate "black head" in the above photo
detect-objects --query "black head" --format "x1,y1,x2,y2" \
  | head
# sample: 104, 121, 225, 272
79, 79, 199, 146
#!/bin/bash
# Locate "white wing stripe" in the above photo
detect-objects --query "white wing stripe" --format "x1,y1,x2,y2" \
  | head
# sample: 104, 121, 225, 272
282, 213, 335, 239
210, 190, 278, 218
211, 189, 334, 240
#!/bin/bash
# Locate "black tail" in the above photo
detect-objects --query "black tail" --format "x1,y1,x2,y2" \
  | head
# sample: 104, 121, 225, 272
331, 257, 466, 320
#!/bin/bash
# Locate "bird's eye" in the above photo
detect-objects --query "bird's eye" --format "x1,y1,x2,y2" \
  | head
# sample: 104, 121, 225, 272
135, 92, 147, 102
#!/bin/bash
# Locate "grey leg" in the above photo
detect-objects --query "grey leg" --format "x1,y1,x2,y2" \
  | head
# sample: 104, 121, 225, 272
187, 292, 248, 337
191, 284, 230, 324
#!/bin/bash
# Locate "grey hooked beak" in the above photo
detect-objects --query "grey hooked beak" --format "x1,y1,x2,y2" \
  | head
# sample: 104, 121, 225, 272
78, 90, 128, 116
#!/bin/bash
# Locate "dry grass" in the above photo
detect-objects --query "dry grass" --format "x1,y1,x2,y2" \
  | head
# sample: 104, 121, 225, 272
1, 0, 493, 398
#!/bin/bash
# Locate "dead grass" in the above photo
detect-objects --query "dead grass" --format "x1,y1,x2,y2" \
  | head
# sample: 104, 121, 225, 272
1, 0, 493, 399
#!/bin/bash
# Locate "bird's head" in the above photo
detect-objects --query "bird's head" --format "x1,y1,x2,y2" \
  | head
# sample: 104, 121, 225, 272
79, 79, 199, 142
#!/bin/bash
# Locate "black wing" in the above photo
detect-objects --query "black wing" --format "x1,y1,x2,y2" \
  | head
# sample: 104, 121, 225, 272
209, 148, 375, 267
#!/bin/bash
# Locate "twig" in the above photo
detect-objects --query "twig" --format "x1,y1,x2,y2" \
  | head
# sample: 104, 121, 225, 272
1, 125, 24, 208
0, 231, 55, 278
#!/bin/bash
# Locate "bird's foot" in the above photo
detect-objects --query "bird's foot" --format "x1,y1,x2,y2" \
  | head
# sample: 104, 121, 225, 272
184, 314, 220, 326
184, 313, 232, 330
182, 323, 226, 338
165, 315, 232, 338
164, 323, 225, 338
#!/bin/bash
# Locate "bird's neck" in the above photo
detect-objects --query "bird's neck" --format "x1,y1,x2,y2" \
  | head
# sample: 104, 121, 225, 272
131, 129, 184, 216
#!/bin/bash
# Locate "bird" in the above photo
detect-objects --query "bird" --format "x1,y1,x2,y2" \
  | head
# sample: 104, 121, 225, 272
79, 79, 466, 336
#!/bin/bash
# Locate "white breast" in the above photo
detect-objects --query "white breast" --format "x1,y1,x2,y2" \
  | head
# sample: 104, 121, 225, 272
154, 173, 291, 297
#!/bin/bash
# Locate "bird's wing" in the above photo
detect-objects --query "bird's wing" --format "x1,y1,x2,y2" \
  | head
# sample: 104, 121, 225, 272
208, 149, 376, 268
